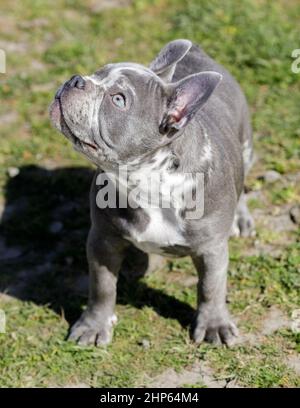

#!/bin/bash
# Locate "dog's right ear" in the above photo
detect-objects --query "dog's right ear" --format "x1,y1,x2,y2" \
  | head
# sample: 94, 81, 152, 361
149, 39, 192, 82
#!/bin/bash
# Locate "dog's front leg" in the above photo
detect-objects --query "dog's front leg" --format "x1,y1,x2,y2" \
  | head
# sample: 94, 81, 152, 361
68, 227, 126, 346
192, 240, 238, 346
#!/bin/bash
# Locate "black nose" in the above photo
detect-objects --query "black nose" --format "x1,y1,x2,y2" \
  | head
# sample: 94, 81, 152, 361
55, 75, 86, 99
68, 74, 86, 89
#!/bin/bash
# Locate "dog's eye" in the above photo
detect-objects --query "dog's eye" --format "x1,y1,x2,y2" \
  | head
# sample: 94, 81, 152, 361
112, 93, 126, 109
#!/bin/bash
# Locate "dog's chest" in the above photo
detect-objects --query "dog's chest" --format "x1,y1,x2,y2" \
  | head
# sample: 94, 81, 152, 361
121, 149, 190, 255
124, 207, 188, 255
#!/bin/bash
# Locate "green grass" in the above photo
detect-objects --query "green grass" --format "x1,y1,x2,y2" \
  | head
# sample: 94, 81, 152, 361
0, 0, 299, 388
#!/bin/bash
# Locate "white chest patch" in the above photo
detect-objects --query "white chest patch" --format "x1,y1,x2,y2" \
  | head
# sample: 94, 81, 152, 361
124, 207, 188, 255
121, 148, 190, 254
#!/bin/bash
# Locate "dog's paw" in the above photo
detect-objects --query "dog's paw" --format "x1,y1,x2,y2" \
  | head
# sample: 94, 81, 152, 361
238, 212, 256, 237
230, 212, 255, 238
191, 308, 238, 347
68, 312, 117, 346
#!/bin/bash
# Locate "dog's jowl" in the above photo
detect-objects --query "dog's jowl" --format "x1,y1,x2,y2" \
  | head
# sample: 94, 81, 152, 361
50, 40, 255, 346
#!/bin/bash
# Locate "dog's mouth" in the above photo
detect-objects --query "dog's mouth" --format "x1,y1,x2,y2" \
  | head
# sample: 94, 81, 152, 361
50, 98, 98, 152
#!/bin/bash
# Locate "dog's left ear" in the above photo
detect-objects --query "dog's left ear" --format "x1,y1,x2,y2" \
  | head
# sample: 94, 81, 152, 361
149, 39, 192, 82
159, 71, 222, 136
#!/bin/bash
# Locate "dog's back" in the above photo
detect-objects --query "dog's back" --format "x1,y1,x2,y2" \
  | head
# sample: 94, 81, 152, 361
174, 44, 254, 176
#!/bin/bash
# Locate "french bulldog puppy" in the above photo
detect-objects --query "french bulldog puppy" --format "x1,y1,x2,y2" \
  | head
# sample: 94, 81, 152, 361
50, 40, 255, 347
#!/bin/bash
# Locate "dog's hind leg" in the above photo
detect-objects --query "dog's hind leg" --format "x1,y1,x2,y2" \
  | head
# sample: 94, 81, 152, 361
231, 192, 255, 237
231, 111, 256, 238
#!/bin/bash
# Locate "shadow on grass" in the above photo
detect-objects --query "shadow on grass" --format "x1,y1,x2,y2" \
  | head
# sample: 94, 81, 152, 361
0, 165, 193, 327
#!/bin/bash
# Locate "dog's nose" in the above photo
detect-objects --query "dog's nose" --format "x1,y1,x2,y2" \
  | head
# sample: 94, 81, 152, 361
68, 75, 86, 89
55, 75, 86, 99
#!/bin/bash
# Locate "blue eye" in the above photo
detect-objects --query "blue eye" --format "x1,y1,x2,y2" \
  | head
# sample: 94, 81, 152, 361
112, 93, 126, 109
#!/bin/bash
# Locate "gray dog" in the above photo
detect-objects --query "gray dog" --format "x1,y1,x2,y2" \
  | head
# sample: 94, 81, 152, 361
50, 40, 255, 347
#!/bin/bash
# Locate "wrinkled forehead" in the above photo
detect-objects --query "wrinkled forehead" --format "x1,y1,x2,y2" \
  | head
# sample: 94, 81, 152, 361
84, 62, 162, 92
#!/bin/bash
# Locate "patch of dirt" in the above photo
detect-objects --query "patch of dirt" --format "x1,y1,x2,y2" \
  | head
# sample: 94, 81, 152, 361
0, 112, 19, 125
0, 15, 18, 36
237, 331, 260, 346
236, 307, 300, 380
236, 306, 291, 346
19, 18, 49, 29
240, 186, 298, 257
285, 172, 300, 184
285, 355, 300, 376
31, 82, 54, 93
146, 362, 242, 388
88, 0, 132, 13
0, 40, 28, 54
182, 275, 198, 287
261, 306, 290, 335
254, 208, 297, 234
247, 243, 283, 258
29, 59, 46, 71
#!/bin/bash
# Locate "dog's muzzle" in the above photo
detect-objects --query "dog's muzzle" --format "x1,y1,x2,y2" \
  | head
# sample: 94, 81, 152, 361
55, 74, 86, 100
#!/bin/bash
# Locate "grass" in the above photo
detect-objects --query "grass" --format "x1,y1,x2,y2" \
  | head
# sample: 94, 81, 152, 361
0, 0, 299, 388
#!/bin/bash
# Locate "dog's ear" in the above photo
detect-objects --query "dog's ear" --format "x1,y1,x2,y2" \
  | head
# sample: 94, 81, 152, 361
159, 71, 222, 135
149, 39, 192, 82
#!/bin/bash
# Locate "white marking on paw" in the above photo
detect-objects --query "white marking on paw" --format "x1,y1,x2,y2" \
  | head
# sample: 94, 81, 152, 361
230, 214, 240, 237
109, 314, 118, 327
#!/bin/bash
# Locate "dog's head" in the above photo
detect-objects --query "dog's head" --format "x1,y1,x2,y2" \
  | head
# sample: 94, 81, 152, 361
50, 40, 221, 167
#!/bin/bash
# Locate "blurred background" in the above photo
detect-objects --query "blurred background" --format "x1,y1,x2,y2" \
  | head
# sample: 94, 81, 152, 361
0, 0, 299, 388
